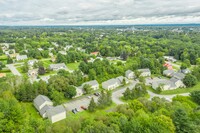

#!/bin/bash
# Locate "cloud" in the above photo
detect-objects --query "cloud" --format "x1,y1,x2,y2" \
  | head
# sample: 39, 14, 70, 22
0, 0, 199, 25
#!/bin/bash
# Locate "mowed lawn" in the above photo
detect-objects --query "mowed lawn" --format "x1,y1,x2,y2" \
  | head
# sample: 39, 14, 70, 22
67, 62, 80, 70
159, 82, 200, 95
20, 102, 41, 119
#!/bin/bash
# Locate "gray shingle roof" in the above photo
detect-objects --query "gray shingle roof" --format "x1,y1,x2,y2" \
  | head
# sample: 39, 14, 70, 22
172, 72, 185, 80
83, 80, 99, 86
163, 70, 175, 75
47, 105, 66, 117
102, 78, 118, 87
49, 63, 67, 69
39, 105, 53, 116
34, 95, 52, 108
138, 68, 151, 73
125, 70, 133, 75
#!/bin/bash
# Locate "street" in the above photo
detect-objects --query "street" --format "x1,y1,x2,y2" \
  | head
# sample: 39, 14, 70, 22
6, 64, 21, 76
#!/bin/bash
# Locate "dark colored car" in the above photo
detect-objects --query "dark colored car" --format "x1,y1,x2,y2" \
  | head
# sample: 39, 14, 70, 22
94, 92, 100, 96
81, 106, 87, 110
72, 109, 77, 114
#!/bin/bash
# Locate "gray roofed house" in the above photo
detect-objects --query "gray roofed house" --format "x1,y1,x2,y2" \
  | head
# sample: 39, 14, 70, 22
39, 105, 53, 118
116, 76, 129, 85
170, 77, 185, 88
82, 80, 99, 90
152, 79, 172, 90
28, 59, 38, 66
138, 68, 151, 77
125, 70, 135, 79
16, 55, 28, 61
102, 78, 119, 90
46, 105, 66, 123
179, 69, 191, 74
163, 69, 175, 77
34, 95, 53, 111
75, 86, 84, 97
172, 72, 185, 80
49, 63, 67, 71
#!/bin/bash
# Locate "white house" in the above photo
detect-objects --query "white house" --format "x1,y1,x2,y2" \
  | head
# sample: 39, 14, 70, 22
102, 78, 119, 90
16, 55, 28, 61
75, 86, 84, 97
46, 105, 66, 123
28, 59, 38, 66
116, 76, 129, 85
82, 80, 99, 90
33, 95, 53, 118
138, 68, 151, 77
49, 63, 67, 71
163, 69, 175, 77
125, 70, 135, 79
58, 51, 67, 55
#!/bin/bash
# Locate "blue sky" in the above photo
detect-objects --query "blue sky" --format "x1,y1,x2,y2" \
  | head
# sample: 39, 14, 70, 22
0, 0, 200, 25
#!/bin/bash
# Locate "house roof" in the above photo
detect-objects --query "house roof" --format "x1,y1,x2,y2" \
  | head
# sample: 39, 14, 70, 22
39, 105, 53, 116
16, 55, 28, 59
49, 63, 67, 69
125, 70, 133, 75
172, 72, 185, 80
116, 76, 128, 83
138, 68, 151, 73
34, 95, 52, 108
83, 80, 99, 87
47, 105, 66, 117
163, 70, 175, 75
0, 73, 6, 78
102, 78, 118, 87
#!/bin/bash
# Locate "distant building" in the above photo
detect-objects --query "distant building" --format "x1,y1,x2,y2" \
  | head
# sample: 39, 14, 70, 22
138, 68, 151, 77
75, 86, 84, 97
38, 48, 44, 51
49, 63, 67, 71
46, 105, 66, 124
28, 69, 38, 77
28, 59, 38, 66
33, 95, 53, 118
179, 69, 191, 74
172, 72, 185, 80
16, 55, 28, 61
125, 70, 135, 79
82, 80, 99, 90
164, 56, 177, 62
58, 51, 67, 55
102, 78, 119, 90
163, 70, 175, 77
90, 52, 99, 56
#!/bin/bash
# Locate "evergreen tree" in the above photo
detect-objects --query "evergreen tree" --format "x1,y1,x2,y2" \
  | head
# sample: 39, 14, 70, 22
88, 98, 97, 112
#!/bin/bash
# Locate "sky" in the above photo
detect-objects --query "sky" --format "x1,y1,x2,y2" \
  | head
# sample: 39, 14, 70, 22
0, 0, 200, 25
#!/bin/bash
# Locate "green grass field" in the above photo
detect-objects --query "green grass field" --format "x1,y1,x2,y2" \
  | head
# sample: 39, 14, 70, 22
42, 60, 52, 68
67, 62, 80, 70
20, 102, 41, 119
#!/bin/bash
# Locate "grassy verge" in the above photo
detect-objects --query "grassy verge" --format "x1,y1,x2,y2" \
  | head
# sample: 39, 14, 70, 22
67, 62, 80, 70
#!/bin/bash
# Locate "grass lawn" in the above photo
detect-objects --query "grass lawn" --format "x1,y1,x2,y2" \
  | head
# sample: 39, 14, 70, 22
42, 60, 52, 68
20, 102, 41, 119
0, 55, 8, 60
148, 82, 200, 95
67, 62, 80, 70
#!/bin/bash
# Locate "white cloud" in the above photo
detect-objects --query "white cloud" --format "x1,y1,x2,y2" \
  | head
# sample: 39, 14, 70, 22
0, 0, 199, 25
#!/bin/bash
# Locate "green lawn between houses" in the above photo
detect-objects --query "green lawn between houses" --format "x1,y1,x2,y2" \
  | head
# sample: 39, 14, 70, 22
148, 82, 200, 95
67, 62, 80, 70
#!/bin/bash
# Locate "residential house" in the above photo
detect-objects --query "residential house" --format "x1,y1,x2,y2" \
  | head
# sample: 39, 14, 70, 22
179, 69, 191, 74
28, 69, 38, 77
138, 68, 151, 77
64, 45, 73, 51
9, 53, 19, 58
75, 86, 84, 97
49, 63, 67, 71
33, 95, 53, 118
125, 70, 135, 79
163, 70, 175, 77
58, 51, 67, 55
38, 48, 44, 51
82, 80, 99, 90
28, 59, 38, 66
116, 76, 129, 85
90, 52, 99, 56
170, 77, 185, 88
16, 55, 28, 61
172, 72, 185, 80
163, 56, 177, 62
102, 78, 119, 90
152, 79, 172, 90
46, 105, 66, 123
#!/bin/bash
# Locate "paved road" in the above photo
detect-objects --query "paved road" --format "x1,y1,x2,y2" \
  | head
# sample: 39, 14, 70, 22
63, 80, 190, 112
6, 64, 21, 76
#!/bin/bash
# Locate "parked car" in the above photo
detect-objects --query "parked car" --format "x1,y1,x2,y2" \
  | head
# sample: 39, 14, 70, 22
94, 92, 100, 96
87, 96, 92, 99
75, 108, 79, 112
72, 109, 77, 114
81, 106, 87, 110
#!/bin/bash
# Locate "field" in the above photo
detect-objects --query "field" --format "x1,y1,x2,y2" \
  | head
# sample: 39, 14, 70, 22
20, 102, 41, 119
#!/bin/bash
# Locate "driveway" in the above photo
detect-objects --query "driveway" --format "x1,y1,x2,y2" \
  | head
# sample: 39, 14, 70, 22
6, 64, 21, 76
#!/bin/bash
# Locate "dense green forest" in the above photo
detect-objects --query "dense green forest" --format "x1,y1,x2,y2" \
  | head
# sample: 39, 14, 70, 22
0, 25, 200, 132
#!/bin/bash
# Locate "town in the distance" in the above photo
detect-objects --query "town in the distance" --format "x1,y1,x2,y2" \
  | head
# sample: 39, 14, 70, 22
0, 25, 200, 132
